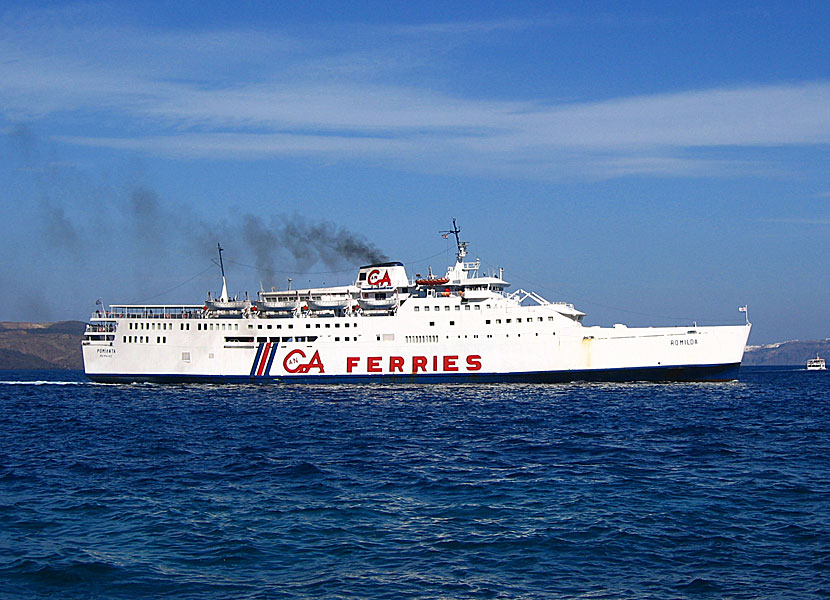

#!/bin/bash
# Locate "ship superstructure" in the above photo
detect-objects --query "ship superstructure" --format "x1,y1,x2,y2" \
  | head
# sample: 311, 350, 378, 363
83, 221, 751, 383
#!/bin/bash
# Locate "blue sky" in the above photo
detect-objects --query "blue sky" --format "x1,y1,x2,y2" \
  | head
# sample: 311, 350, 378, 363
1, 1, 828, 344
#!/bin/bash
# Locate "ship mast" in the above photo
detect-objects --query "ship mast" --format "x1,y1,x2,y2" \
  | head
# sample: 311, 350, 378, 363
441, 218, 468, 263
217, 243, 229, 302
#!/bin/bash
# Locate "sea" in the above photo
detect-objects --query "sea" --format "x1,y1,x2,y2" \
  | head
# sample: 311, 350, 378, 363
1, 367, 828, 599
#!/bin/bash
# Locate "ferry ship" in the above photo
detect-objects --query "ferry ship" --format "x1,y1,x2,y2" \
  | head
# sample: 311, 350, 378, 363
82, 221, 751, 383
806, 355, 826, 371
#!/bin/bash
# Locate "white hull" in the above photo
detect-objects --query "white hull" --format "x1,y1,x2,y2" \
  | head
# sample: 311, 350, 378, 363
83, 306, 750, 383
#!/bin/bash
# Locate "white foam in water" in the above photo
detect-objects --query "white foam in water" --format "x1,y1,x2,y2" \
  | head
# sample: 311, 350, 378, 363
0, 380, 98, 386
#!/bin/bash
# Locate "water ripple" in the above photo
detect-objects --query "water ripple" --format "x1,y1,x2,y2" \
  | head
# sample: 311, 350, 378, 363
0, 368, 827, 599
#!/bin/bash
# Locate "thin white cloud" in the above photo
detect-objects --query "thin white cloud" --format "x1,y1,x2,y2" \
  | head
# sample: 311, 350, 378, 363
1, 8, 829, 180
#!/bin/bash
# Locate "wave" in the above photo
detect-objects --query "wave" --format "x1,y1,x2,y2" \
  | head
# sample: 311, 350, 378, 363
0, 380, 100, 386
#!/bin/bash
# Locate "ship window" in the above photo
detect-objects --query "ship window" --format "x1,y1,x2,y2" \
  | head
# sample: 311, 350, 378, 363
344, 336, 349, 341
486, 320, 491, 324
449, 321, 455, 326
548, 317, 554, 321
335, 337, 340, 341
455, 306, 460, 311
282, 337, 293, 342
325, 324, 330, 328
316, 324, 320, 328
496, 319, 501, 324
248, 324, 253, 329
517, 318, 521, 323
306, 324, 311, 329
344, 323, 350, 327
434, 306, 440, 311
538, 317, 543, 322
257, 324, 262, 329
235, 324, 238, 330
507, 319, 512, 323
414, 306, 419, 312
335, 323, 340, 328
429, 321, 435, 326
288, 325, 293, 329
182, 352, 191, 362
308, 336, 318, 342
267, 325, 272, 329
296, 336, 305, 342
474, 305, 480, 310
257, 337, 266, 342
424, 306, 429, 311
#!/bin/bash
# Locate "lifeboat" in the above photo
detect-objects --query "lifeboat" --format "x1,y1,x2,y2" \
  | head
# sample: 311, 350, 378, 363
307, 295, 353, 311
416, 277, 450, 286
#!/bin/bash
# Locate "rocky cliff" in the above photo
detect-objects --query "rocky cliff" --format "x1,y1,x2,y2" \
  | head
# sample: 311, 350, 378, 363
0, 321, 86, 370
743, 338, 830, 366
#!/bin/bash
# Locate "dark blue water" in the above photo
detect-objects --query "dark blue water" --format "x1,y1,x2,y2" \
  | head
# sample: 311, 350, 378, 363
1, 368, 828, 599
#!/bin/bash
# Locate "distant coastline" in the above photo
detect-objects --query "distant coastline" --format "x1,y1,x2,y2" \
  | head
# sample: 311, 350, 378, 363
743, 338, 830, 367
0, 321, 85, 370
0, 321, 826, 370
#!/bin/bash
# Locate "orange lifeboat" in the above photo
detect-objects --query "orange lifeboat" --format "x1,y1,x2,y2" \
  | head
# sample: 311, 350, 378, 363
416, 277, 450, 286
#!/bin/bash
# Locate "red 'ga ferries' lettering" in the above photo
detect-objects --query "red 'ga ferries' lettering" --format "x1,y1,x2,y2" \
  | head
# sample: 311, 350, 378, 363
283, 349, 325, 374
367, 269, 392, 287
343, 355, 482, 375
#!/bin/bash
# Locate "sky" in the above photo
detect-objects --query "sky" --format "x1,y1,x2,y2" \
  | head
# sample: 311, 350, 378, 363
0, 1, 828, 344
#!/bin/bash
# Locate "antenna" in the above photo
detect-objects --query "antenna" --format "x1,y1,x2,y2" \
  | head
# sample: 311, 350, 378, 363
217, 244, 226, 278
440, 218, 467, 262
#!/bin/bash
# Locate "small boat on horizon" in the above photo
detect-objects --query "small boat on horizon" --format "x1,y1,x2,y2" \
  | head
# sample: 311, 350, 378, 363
806, 355, 826, 370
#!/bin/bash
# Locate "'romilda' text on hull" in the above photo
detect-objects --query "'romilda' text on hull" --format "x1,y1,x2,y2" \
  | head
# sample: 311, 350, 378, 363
82, 221, 751, 383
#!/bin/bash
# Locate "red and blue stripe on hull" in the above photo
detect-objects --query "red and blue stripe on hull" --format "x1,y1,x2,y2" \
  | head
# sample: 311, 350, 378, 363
250, 341, 279, 377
